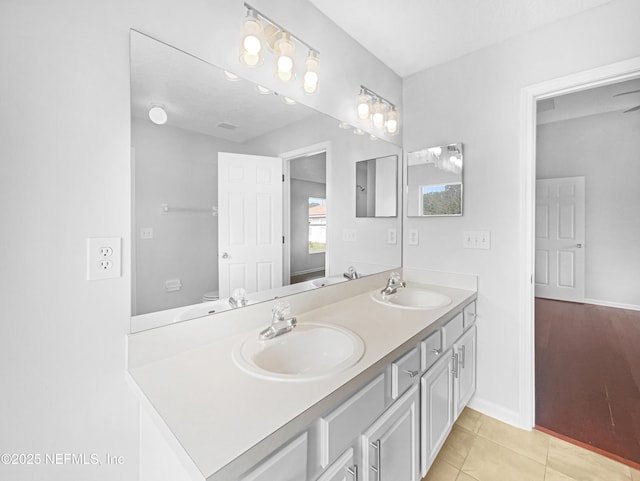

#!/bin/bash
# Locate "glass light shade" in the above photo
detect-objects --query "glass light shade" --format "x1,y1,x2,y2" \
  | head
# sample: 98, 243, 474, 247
148, 105, 167, 125
274, 32, 295, 82
356, 93, 372, 121
372, 100, 387, 129
239, 16, 263, 67
385, 107, 399, 135
303, 52, 320, 94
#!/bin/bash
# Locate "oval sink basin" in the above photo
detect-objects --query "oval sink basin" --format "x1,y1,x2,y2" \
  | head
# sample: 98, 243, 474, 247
370, 288, 452, 310
232, 322, 365, 382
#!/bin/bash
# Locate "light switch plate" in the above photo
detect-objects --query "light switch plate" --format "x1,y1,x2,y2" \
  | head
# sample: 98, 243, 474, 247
387, 228, 397, 244
140, 227, 153, 239
463, 231, 491, 249
87, 237, 122, 280
408, 229, 419, 246
342, 228, 357, 242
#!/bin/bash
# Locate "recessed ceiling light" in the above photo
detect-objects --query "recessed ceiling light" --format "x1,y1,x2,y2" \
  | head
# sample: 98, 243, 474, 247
281, 96, 296, 105
148, 105, 167, 125
338, 122, 351, 129
223, 70, 241, 81
256, 85, 271, 94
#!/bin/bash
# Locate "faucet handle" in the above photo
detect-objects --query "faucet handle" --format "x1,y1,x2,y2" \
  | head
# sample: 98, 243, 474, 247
389, 271, 401, 283
272, 300, 291, 321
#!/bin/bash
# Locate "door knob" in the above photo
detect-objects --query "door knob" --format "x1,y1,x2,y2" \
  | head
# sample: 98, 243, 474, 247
221, 252, 229, 259
575, 243, 583, 248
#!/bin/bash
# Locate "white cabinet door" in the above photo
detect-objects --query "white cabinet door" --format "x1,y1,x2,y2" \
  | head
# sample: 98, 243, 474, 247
317, 448, 357, 481
420, 351, 454, 476
240, 432, 307, 481
454, 325, 477, 418
362, 384, 419, 481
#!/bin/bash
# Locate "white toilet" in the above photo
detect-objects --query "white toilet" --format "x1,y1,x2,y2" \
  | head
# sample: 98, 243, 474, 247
202, 290, 219, 303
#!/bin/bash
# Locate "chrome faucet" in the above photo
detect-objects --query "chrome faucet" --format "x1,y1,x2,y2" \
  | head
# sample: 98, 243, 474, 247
380, 272, 406, 296
343, 266, 360, 280
259, 301, 297, 340
229, 287, 248, 308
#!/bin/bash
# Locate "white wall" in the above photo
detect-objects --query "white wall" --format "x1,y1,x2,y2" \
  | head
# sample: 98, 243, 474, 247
537, 111, 640, 308
403, 0, 640, 426
133, 118, 248, 314
0, 1, 400, 480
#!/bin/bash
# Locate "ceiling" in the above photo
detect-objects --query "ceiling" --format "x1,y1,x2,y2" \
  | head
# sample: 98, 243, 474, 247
309, 0, 614, 77
537, 77, 640, 124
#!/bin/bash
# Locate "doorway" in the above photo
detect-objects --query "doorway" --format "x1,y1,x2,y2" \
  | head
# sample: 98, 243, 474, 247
522, 59, 640, 466
280, 142, 330, 286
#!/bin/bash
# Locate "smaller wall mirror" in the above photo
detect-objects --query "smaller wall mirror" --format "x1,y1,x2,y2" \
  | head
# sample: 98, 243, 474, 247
355, 155, 398, 218
407, 143, 463, 217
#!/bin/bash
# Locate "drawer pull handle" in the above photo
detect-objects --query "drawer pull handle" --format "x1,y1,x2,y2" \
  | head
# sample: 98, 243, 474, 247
369, 439, 381, 481
431, 348, 442, 356
347, 465, 358, 481
460, 345, 466, 368
403, 369, 419, 378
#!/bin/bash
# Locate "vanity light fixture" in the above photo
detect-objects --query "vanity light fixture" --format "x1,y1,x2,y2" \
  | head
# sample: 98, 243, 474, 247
148, 105, 167, 125
240, 3, 320, 93
356, 85, 400, 136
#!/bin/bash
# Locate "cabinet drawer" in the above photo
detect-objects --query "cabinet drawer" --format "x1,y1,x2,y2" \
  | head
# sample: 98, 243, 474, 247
463, 302, 477, 328
240, 432, 307, 481
443, 313, 464, 348
421, 329, 443, 372
318, 374, 385, 468
391, 346, 420, 399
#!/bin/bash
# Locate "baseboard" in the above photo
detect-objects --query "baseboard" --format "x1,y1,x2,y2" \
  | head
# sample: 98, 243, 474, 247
584, 298, 640, 312
467, 396, 528, 430
290, 268, 325, 277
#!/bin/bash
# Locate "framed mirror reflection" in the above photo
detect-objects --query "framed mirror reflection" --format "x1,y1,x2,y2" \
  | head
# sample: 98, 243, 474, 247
130, 30, 402, 330
355, 155, 398, 218
406, 143, 463, 217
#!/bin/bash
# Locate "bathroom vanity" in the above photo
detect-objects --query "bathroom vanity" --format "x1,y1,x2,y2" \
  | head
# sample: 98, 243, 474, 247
127, 269, 477, 481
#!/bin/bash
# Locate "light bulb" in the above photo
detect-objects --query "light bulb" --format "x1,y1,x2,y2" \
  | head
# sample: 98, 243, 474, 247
372, 100, 386, 129
148, 105, 167, 125
274, 32, 295, 82
303, 51, 320, 94
385, 106, 399, 135
239, 12, 263, 67
356, 92, 371, 121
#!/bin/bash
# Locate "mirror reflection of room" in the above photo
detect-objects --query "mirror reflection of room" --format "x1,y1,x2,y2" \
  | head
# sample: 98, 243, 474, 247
130, 31, 402, 319
407, 143, 463, 217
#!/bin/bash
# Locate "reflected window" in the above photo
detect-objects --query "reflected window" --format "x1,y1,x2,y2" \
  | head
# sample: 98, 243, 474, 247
308, 197, 326, 253
421, 183, 462, 216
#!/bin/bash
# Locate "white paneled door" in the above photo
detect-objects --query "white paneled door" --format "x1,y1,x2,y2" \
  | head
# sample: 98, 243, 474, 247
218, 152, 283, 298
535, 176, 585, 302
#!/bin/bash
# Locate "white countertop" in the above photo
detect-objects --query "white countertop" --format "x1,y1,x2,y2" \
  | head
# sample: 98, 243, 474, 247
128, 274, 476, 480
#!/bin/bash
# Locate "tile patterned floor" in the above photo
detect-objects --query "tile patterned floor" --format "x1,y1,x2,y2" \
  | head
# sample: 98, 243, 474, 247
422, 408, 640, 481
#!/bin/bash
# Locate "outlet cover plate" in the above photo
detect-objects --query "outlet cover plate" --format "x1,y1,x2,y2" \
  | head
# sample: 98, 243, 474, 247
87, 237, 122, 280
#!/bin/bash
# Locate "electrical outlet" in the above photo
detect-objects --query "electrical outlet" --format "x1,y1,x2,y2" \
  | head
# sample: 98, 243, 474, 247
87, 237, 122, 280
387, 228, 397, 244
463, 231, 491, 250
408, 229, 419, 246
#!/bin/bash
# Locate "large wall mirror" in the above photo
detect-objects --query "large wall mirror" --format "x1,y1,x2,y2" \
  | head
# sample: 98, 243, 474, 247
130, 30, 402, 330
406, 143, 463, 217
